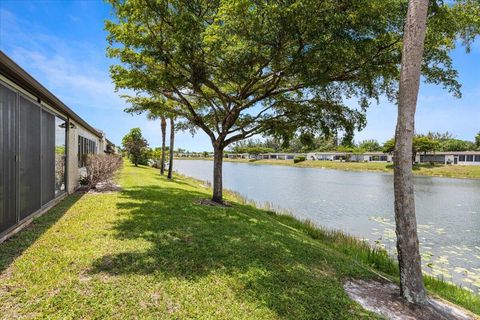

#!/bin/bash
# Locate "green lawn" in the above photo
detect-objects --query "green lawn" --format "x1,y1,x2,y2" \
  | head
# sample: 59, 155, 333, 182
180, 157, 480, 179
0, 163, 478, 319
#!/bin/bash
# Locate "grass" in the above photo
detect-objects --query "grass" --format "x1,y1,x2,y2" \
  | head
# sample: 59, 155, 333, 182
0, 163, 478, 319
179, 157, 480, 179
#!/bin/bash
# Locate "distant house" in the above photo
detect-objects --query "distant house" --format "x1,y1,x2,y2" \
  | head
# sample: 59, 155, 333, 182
227, 150, 480, 165
0, 51, 109, 241
416, 151, 480, 165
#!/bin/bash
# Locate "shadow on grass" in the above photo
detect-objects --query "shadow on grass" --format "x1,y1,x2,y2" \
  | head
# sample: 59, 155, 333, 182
89, 184, 373, 319
0, 192, 84, 273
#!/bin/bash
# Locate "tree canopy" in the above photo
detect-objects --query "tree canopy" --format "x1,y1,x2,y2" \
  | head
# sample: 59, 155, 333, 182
358, 139, 382, 152
414, 136, 439, 155
106, 0, 479, 202
122, 128, 149, 166
106, 0, 476, 148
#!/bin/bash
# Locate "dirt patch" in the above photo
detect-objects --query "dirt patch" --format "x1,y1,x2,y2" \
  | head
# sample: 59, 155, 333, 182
344, 279, 476, 320
196, 198, 232, 207
84, 183, 122, 194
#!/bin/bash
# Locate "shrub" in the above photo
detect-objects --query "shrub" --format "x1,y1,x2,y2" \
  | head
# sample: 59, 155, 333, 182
293, 156, 306, 163
84, 154, 123, 189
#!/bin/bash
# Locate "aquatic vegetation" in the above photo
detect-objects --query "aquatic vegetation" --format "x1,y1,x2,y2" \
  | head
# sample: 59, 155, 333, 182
368, 216, 480, 295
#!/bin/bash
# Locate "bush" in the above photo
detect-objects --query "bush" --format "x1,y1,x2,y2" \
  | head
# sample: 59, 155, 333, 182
293, 156, 306, 163
84, 154, 123, 189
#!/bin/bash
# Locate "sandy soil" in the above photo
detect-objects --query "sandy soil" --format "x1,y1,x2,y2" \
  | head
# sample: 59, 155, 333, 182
344, 279, 477, 320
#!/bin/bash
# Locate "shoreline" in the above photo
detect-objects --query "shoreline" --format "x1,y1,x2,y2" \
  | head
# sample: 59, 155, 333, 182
1, 163, 478, 318
176, 170, 480, 316
175, 157, 480, 180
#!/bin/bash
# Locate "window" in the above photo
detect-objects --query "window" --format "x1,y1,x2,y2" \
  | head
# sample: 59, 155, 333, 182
78, 135, 97, 167
370, 155, 388, 161
475, 155, 480, 162
55, 116, 66, 195
459, 155, 465, 162
466, 155, 474, 162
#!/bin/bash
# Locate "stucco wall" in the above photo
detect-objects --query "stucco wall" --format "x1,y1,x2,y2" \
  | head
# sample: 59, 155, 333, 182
67, 122, 78, 193
66, 121, 103, 193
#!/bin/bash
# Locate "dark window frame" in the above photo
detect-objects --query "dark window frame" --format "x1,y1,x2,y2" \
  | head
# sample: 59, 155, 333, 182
78, 135, 97, 167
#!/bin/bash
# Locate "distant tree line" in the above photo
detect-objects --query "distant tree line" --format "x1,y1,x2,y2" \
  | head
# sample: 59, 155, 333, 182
226, 131, 480, 154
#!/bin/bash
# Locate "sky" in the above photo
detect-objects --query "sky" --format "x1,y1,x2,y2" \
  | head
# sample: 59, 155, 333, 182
1, 0, 479, 151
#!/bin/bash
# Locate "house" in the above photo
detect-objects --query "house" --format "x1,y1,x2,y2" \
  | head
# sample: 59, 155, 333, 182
264, 153, 302, 160
0, 51, 108, 241
307, 152, 345, 161
355, 152, 393, 163
416, 151, 480, 165
226, 153, 250, 159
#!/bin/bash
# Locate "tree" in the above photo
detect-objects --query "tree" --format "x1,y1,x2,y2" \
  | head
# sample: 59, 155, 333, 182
122, 128, 149, 167
413, 136, 439, 158
358, 139, 382, 152
439, 139, 475, 151
393, 0, 429, 305
476, 131, 480, 150
383, 138, 396, 154
160, 116, 167, 174
145, 111, 167, 174
167, 118, 175, 179
106, 0, 474, 203
426, 131, 453, 141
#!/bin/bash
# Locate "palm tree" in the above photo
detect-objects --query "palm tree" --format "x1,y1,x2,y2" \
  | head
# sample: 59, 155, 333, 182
160, 116, 167, 174
167, 117, 175, 179
146, 112, 167, 175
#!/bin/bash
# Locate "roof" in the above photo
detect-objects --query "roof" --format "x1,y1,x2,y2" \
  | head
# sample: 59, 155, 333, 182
420, 151, 480, 155
0, 51, 103, 138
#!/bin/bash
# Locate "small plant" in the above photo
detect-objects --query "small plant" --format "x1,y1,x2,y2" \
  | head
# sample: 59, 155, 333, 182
293, 156, 306, 163
84, 154, 123, 189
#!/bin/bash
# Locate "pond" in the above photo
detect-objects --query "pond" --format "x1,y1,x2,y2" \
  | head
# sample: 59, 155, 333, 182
174, 160, 480, 293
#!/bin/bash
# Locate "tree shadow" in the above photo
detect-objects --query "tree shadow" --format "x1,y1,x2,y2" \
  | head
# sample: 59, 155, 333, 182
0, 192, 84, 273
89, 184, 372, 318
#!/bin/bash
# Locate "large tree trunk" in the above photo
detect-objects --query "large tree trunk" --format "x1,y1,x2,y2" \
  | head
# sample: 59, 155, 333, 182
393, 0, 429, 305
167, 118, 174, 179
212, 145, 224, 204
160, 116, 167, 175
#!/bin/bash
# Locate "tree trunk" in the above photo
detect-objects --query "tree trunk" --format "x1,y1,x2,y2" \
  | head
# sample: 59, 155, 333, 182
212, 145, 224, 204
393, 0, 429, 305
160, 116, 166, 175
167, 118, 174, 179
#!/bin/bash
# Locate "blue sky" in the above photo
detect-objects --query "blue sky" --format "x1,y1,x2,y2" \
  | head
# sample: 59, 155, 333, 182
1, 1, 479, 151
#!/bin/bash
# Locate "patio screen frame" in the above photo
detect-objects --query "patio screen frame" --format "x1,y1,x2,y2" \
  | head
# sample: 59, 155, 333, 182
0, 79, 69, 238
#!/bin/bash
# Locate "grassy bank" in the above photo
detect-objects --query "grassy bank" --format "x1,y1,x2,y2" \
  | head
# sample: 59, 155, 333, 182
178, 157, 480, 179
0, 163, 478, 318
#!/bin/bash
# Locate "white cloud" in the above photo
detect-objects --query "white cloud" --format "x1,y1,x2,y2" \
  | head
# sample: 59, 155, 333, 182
1, 8, 124, 111
10, 47, 123, 110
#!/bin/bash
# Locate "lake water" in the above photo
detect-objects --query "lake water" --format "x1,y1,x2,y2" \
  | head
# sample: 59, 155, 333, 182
174, 160, 480, 292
